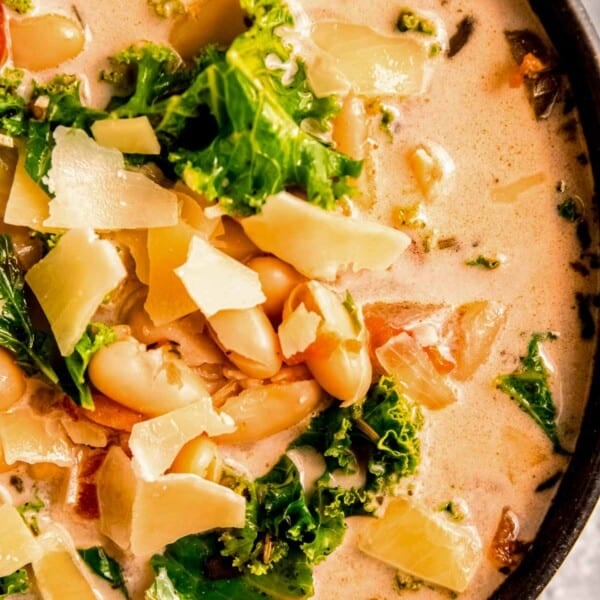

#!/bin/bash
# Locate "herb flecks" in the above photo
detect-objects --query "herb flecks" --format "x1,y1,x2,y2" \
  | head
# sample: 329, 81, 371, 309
396, 9, 436, 35
495, 332, 567, 453
447, 16, 475, 58
466, 255, 501, 269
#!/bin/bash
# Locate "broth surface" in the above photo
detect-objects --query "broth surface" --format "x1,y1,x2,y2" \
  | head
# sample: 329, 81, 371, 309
0, 1, 597, 599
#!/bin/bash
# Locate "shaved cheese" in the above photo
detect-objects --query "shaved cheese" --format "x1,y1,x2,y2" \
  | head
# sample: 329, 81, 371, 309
3, 143, 52, 230
145, 222, 199, 326
278, 303, 322, 358
0, 409, 73, 467
130, 473, 245, 556
407, 142, 455, 201
91, 116, 161, 154
33, 526, 97, 600
25, 228, 126, 355
178, 190, 221, 238
175, 236, 266, 317
242, 192, 411, 280
0, 504, 41, 577
96, 446, 137, 549
311, 22, 436, 97
130, 397, 235, 480
43, 127, 178, 229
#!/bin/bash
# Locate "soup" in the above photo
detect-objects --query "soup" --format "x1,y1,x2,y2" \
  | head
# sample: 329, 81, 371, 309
0, 0, 596, 598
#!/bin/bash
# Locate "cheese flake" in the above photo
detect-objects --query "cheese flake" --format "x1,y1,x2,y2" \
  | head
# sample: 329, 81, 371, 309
175, 235, 266, 318
130, 397, 235, 480
242, 192, 411, 280
25, 228, 126, 355
43, 127, 178, 230
278, 303, 322, 358
0, 504, 41, 577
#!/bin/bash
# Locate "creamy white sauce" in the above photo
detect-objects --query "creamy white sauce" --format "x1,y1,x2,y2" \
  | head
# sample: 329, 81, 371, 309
0, 0, 596, 599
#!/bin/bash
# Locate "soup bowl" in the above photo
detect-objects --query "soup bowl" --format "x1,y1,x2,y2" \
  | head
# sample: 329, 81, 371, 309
492, 1, 600, 597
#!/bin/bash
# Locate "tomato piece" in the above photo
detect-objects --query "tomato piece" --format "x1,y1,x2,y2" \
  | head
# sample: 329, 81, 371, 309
423, 345, 455, 375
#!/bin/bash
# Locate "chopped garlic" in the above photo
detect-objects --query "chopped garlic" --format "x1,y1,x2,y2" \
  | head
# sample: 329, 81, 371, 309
130, 397, 235, 480
43, 127, 178, 230
175, 235, 266, 318
25, 228, 126, 355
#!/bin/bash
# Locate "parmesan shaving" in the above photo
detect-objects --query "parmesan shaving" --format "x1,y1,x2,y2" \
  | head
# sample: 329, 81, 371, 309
25, 228, 126, 356
43, 127, 178, 230
242, 192, 411, 280
130, 397, 235, 480
0, 504, 41, 577
175, 236, 266, 318
278, 303, 322, 358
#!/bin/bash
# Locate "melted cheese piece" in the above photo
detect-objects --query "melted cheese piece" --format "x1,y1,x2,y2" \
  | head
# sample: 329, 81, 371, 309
0, 504, 41, 577
25, 228, 126, 355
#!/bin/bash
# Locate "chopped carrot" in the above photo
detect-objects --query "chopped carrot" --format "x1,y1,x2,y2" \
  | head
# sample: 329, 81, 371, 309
423, 345, 455, 375
509, 52, 547, 88
80, 394, 146, 433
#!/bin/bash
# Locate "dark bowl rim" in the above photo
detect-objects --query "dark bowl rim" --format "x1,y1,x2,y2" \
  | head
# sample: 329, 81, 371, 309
491, 1, 600, 598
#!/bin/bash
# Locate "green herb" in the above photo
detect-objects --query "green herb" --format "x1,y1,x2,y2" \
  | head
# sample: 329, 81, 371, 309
395, 573, 425, 591
556, 197, 582, 222
292, 376, 423, 497
438, 501, 465, 522
429, 43, 442, 57
0, 234, 59, 384
395, 204, 427, 229
496, 333, 566, 452
29, 231, 62, 255
2, 1, 33, 14
380, 107, 395, 139
0, 569, 29, 598
396, 9, 436, 35
465, 255, 501, 269
342, 291, 362, 332
17, 495, 45, 536
147, 0, 186, 18
64, 323, 116, 409
147, 377, 423, 598
78, 547, 129, 598
0, 69, 27, 138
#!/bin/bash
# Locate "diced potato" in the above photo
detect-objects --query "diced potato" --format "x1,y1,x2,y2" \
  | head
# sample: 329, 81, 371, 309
242, 192, 410, 281
96, 446, 137, 549
32, 527, 96, 600
175, 236, 266, 318
0, 408, 74, 467
360, 497, 482, 593
3, 143, 53, 230
447, 301, 507, 380
169, 0, 247, 60
130, 473, 246, 556
215, 380, 324, 444
311, 22, 432, 97
43, 127, 178, 230
25, 228, 126, 355
130, 397, 235, 480
376, 332, 456, 409
278, 303, 322, 359
91, 116, 161, 155
0, 504, 41, 577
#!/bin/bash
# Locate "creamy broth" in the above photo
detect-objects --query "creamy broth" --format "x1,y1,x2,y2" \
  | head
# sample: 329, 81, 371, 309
0, 0, 596, 599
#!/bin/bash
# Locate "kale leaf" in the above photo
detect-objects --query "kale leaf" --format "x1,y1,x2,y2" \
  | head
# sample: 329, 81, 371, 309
63, 323, 116, 409
495, 332, 566, 452
78, 547, 129, 598
0, 234, 58, 384
0, 569, 29, 598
